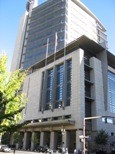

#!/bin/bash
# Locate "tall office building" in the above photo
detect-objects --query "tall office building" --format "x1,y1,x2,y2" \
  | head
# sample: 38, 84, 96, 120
11, 0, 107, 71
11, 0, 115, 153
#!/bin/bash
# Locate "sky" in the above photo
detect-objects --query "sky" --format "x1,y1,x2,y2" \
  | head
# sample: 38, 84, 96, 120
0, 0, 115, 69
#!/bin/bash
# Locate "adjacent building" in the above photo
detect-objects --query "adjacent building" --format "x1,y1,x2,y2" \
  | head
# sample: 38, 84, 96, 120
11, 0, 115, 153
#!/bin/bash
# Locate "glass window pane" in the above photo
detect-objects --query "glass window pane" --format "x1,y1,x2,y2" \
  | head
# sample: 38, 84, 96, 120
108, 71, 115, 113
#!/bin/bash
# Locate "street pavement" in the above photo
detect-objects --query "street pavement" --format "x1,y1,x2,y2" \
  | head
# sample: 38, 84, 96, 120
0, 150, 45, 154
0, 150, 60, 154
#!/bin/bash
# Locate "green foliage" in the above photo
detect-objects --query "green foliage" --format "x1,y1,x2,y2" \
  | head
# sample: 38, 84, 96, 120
95, 129, 108, 146
13, 132, 22, 144
1, 132, 11, 145
32, 133, 40, 145
0, 54, 27, 133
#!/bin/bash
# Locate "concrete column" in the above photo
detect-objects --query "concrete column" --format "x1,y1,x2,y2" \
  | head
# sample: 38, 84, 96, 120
31, 132, 35, 151
50, 132, 55, 150
23, 132, 27, 150
76, 130, 82, 151
40, 132, 44, 146
90, 57, 105, 130
62, 131, 68, 148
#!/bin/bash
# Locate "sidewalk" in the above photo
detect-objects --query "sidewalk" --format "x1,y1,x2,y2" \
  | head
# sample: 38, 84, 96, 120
0, 150, 61, 154
0, 150, 41, 154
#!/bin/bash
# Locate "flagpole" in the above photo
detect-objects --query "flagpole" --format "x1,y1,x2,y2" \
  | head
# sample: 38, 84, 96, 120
45, 38, 49, 66
62, 28, 67, 109
50, 32, 58, 110
54, 32, 58, 61
41, 38, 49, 113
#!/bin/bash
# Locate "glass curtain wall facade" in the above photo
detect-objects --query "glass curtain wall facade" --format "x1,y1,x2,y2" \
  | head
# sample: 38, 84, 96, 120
56, 63, 64, 108
17, 0, 108, 70
108, 71, 115, 113
23, 0, 68, 69
66, 59, 72, 106
40, 59, 72, 111
46, 69, 54, 110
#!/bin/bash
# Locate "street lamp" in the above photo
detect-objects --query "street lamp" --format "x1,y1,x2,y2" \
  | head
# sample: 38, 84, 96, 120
61, 127, 66, 153
61, 127, 65, 145
83, 116, 115, 154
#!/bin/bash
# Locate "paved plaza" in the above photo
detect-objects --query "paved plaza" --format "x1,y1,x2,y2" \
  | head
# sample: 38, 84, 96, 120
0, 150, 45, 154
0, 150, 60, 154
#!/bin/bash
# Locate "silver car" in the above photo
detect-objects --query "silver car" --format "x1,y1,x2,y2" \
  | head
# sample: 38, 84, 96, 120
0, 145, 11, 152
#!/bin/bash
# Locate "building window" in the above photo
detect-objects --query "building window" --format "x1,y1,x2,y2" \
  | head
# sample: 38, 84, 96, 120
55, 63, 64, 108
85, 69, 90, 81
85, 101, 91, 117
66, 60, 72, 106
85, 85, 91, 98
108, 71, 115, 113
111, 132, 114, 136
40, 72, 44, 111
45, 69, 54, 110
41, 59, 72, 111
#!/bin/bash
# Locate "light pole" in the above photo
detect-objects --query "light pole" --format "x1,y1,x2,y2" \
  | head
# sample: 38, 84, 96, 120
82, 116, 115, 154
61, 127, 65, 152
83, 115, 115, 154
83, 116, 102, 154
61, 127, 65, 141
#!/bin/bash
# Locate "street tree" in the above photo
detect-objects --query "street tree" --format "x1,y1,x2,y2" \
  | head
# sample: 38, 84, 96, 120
95, 129, 108, 151
0, 54, 27, 133
13, 132, 23, 144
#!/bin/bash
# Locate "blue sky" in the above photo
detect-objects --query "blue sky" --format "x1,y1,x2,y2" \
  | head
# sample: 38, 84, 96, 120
0, 0, 115, 69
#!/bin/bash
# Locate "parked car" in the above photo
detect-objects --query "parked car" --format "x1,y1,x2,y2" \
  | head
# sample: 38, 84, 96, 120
0, 145, 11, 152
